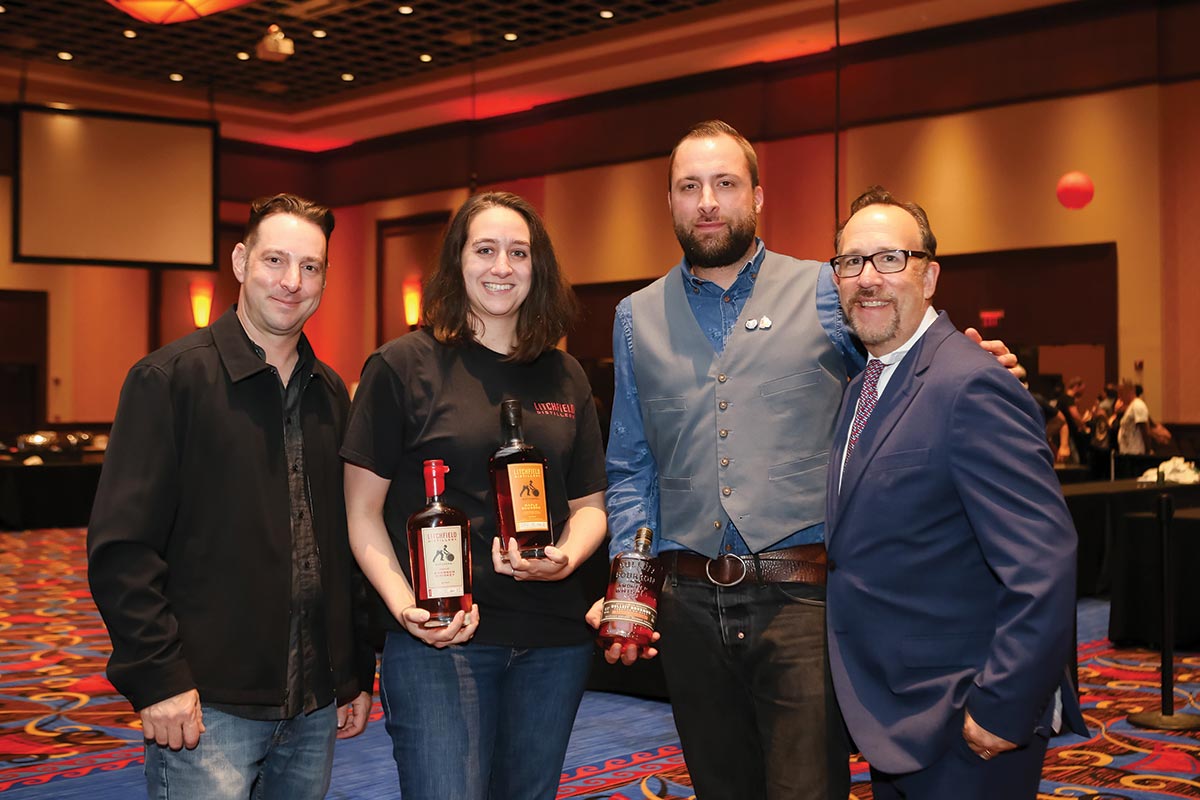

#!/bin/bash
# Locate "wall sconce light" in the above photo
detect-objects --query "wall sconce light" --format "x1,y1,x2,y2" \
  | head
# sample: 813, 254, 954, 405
189, 279, 214, 328
105, 0, 256, 24
402, 279, 422, 330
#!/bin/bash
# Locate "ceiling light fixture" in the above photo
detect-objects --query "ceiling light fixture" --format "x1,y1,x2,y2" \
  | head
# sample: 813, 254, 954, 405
312, 29, 327, 38
105, 0, 256, 24
123, 29, 137, 38
0, 6, 7, 13
57, 51, 74, 61
341, 73, 354, 81
398, 5, 414, 14
599, 9, 614, 19
503, 32, 518, 41
256, 23, 294, 62
169, 72, 184, 81
236, 51, 250, 60
419, 53, 432, 62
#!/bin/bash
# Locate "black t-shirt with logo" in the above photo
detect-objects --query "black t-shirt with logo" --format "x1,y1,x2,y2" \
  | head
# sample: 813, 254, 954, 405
341, 329, 607, 647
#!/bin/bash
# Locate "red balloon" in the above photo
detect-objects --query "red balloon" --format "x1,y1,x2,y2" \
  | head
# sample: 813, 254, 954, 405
1056, 171, 1094, 209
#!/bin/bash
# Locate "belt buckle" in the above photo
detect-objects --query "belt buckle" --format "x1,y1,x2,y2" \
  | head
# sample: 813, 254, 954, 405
704, 553, 748, 587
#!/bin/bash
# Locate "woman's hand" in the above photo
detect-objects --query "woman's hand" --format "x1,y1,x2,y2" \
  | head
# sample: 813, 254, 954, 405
398, 604, 480, 648
491, 536, 572, 581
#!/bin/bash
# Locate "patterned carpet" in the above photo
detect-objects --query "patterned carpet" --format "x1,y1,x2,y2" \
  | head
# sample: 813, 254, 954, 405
2, 529, 1200, 798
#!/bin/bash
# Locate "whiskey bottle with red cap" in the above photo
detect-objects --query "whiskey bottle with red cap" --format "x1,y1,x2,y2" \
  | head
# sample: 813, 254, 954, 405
406, 459, 472, 627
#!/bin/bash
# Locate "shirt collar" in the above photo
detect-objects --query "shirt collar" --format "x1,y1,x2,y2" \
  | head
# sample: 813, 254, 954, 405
682, 238, 766, 288
211, 305, 318, 384
874, 305, 939, 367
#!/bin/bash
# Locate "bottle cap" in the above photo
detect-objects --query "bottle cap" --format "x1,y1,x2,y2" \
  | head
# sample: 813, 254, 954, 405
634, 526, 654, 548
423, 459, 450, 497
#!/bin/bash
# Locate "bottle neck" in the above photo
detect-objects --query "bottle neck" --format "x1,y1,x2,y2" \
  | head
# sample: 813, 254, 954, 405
502, 420, 525, 445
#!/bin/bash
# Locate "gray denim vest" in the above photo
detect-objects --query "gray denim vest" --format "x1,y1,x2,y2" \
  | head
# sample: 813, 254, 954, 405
630, 251, 847, 556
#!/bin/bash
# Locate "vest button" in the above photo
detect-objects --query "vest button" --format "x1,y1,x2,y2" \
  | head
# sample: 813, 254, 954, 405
828, 558, 838, 571
718, 400, 728, 410
717, 374, 728, 383
719, 429, 729, 438
722, 487, 732, 496
720, 457, 730, 467
714, 521, 722, 529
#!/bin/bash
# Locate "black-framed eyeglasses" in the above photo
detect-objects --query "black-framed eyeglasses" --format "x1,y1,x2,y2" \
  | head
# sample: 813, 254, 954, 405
830, 249, 929, 278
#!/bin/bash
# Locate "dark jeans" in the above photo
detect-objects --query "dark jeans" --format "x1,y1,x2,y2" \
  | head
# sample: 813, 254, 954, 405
378, 632, 593, 800
656, 575, 850, 800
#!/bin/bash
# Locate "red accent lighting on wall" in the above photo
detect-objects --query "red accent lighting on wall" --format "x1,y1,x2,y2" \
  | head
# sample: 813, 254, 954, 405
105, 0, 256, 24
402, 280, 422, 329
189, 279, 214, 328
979, 309, 1005, 328
1056, 171, 1095, 210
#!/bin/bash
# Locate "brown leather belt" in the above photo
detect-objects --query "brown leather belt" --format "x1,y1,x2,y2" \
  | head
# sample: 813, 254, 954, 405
662, 543, 827, 587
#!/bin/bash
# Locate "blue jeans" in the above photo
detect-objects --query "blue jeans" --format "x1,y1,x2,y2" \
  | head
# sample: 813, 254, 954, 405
379, 632, 593, 800
143, 703, 336, 800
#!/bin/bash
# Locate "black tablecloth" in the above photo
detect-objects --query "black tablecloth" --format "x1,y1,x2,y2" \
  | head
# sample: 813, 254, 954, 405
1108, 507, 1200, 648
0, 462, 102, 530
1062, 480, 1200, 597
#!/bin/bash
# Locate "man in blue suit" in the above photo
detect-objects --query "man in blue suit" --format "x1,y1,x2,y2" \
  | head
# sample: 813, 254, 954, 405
824, 186, 1087, 799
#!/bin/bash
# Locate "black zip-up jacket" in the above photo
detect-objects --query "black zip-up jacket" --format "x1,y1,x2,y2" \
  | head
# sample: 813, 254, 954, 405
88, 307, 375, 711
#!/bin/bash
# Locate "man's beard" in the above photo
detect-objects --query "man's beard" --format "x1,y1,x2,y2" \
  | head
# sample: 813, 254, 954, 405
843, 290, 899, 347
674, 211, 758, 269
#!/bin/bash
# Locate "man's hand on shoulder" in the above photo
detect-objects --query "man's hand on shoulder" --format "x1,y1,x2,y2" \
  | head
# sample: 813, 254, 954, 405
140, 688, 205, 750
964, 327, 1020, 374
336, 691, 372, 739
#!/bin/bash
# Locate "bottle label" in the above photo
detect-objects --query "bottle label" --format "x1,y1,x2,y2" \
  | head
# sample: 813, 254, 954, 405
420, 525, 465, 599
600, 599, 657, 629
506, 463, 550, 532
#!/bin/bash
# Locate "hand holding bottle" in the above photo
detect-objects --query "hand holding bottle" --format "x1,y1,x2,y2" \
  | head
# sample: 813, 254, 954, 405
586, 598, 660, 664
491, 536, 572, 581
398, 604, 480, 648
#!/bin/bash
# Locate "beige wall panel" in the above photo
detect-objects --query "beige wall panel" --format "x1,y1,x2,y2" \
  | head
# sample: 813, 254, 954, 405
543, 157, 681, 286
758, 134, 839, 260
1160, 81, 1200, 422
842, 86, 1164, 411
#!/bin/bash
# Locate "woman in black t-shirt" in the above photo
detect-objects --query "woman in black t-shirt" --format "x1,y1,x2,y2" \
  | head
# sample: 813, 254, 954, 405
342, 192, 607, 800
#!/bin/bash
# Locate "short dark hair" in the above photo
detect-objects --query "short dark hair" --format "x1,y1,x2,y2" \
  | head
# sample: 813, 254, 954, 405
244, 193, 335, 249
422, 192, 578, 363
835, 185, 937, 256
668, 120, 759, 190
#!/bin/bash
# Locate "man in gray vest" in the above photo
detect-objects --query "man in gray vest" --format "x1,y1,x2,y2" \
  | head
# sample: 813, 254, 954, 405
596, 120, 1015, 800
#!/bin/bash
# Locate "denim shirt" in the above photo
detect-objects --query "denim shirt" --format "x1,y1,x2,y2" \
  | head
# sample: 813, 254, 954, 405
606, 240, 865, 559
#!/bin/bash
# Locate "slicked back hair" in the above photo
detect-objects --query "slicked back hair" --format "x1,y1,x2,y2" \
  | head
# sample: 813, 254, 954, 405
243, 193, 335, 251
668, 120, 759, 190
834, 185, 938, 257
422, 192, 579, 363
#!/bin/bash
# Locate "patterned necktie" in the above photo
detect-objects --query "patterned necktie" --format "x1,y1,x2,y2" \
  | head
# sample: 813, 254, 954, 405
845, 359, 885, 464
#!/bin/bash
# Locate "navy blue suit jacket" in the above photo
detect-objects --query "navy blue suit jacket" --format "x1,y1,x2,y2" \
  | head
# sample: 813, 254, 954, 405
825, 312, 1086, 774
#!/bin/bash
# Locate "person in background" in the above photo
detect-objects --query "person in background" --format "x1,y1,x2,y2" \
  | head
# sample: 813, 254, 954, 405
595, 119, 1019, 800
1117, 380, 1152, 455
342, 192, 607, 800
88, 193, 374, 800
1014, 366, 1071, 463
824, 186, 1086, 799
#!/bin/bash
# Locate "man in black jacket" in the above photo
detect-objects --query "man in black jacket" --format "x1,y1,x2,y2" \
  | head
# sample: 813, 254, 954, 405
88, 194, 375, 800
